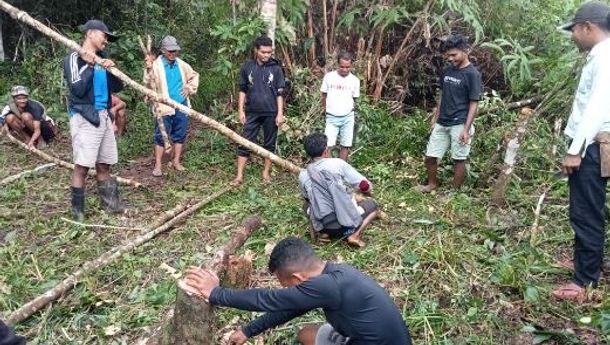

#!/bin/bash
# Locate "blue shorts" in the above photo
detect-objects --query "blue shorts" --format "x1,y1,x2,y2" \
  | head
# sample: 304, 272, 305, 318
154, 109, 189, 146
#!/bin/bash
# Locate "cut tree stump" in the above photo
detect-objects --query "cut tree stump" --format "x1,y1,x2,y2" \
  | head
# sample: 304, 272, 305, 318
225, 251, 255, 289
159, 216, 262, 345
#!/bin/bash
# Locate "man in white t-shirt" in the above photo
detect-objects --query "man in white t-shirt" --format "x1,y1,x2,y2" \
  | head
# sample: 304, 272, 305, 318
321, 52, 360, 161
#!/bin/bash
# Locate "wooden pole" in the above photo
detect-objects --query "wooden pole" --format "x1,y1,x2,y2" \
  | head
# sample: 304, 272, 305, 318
0, 163, 55, 185
0, 0, 302, 175
1, 128, 142, 188
167, 216, 262, 345
5, 184, 235, 326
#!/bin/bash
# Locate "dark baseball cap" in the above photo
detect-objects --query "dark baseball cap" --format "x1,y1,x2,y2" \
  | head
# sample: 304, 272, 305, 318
78, 19, 118, 42
559, 1, 610, 31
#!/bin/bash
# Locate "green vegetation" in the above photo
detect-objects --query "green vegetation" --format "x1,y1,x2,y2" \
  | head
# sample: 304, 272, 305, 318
1, 0, 610, 344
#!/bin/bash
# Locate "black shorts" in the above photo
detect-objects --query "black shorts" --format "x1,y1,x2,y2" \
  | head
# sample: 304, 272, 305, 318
319, 199, 378, 238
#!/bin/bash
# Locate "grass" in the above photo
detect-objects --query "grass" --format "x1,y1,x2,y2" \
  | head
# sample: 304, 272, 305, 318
1, 103, 610, 345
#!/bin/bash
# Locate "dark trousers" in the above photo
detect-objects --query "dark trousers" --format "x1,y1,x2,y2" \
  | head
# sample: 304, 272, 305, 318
569, 142, 608, 287
237, 113, 277, 157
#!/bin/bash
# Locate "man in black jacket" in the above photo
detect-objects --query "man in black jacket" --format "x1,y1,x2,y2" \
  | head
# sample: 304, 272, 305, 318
62, 20, 124, 221
0, 320, 25, 345
185, 237, 412, 345
231, 36, 286, 186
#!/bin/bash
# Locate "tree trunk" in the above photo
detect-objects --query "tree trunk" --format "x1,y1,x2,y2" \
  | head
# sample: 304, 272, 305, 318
1, 128, 142, 188
328, 0, 338, 54
5, 185, 235, 326
0, 0, 302, 176
0, 16, 5, 61
167, 216, 262, 345
322, 0, 329, 59
307, 3, 316, 66
371, 28, 385, 98
490, 107, 535, 206
260, 0, 277, 45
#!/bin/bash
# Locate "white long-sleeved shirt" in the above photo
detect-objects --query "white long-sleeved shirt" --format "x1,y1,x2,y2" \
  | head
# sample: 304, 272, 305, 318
564, 37, 610, 156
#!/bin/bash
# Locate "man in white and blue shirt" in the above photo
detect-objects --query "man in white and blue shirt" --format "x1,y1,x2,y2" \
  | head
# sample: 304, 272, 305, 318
553, 1, 610, 302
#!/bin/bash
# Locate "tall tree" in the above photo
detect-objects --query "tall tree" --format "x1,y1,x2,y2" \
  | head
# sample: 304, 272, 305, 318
0, 16, 4, 61
260, 0, 277, 45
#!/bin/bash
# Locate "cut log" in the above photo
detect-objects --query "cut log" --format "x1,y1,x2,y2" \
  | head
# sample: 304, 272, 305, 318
5, 184, 235, 326
0, 163, 55, 185
0, 0, 302, 176
1, 129, 142, 188
167, 216, 262, 345
490, 107, 536, 206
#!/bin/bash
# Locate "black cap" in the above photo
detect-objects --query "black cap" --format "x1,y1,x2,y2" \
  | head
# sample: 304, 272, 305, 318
78, 19, 118, 42
559, 1, 610, 31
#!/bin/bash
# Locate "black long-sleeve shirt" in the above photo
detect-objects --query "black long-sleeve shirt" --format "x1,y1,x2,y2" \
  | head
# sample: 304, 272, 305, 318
209, 262, 412, 345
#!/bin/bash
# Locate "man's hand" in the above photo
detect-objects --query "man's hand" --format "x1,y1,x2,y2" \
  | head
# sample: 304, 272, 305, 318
144, 53, 155, 69
228, 329, 248, 345
27, 141, 36, 151
562, 154, 582, 175
184, 267, 220, 300
99, 59, 116, 69
276, 113, 285, 126
459, 129, 470, 145
239, 110, 246, 125
181, 85, 191, 98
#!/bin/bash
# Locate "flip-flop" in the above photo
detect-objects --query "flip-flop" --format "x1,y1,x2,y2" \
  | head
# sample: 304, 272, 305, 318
552, 282, 585, 303
230, 179, 243, 187
152, 169, 163, 177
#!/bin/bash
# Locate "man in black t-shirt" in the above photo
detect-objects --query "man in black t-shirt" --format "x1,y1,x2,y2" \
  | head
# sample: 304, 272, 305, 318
418, 34, 482, 193
0, 86, 57, 149
184, 237, 412, 345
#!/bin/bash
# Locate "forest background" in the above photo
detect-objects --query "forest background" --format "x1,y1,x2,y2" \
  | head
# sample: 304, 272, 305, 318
1, 0, 609, 344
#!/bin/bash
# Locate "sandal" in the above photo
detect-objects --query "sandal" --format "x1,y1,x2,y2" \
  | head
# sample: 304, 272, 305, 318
552, 282, 585, 303
152, 168, 163, 177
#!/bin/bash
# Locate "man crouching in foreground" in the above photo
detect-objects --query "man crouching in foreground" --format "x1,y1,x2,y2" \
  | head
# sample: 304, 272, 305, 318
185, 236, 412, 345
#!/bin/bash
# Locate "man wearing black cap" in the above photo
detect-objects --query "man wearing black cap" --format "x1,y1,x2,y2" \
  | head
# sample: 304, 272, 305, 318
553, 1, 610, 302
62, 19, 124, 221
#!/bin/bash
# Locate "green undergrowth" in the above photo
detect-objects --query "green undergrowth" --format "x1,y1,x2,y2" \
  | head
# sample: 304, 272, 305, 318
1, 101, 610, 345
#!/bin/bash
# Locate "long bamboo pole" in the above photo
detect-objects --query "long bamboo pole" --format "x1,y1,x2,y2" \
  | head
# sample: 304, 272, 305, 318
1, 128, 142, 188
5, 184, 235, 326
0, 0, 301, 175
0, 162, 55, 186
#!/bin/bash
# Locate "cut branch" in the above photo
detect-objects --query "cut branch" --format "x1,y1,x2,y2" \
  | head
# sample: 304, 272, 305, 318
0, 163, 55, 186
0, 0, 302, 175
5, 184, 235, 326
1, 129, 142, 188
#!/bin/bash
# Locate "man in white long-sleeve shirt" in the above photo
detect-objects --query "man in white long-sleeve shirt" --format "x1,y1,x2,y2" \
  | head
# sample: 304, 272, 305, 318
553, 1, 610, 302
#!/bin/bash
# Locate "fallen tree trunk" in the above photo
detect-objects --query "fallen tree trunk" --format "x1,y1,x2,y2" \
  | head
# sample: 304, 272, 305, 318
1, 129, 142, 188
160, 216, 262, 345
490, 107, 536, 206
506, 95, 544, 110
5, 184, 235, 326
0, 0, 301, 176
0, 163, 55, 185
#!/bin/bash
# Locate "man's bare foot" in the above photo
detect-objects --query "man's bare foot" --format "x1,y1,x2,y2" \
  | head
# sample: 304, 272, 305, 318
171, 162, 185, 171
416, 184, 437, 193
262, 176, 272, 185
152, 167, 163, 177
230, 178, 243, 187
346, 235, 366, 248
552, 282, 585, 303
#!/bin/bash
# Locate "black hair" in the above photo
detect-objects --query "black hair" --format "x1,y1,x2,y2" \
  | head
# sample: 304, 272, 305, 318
268, 236, 319, 274
254, 36, 273, 49
303, 133, 327, 158
337, 51, 353, 63
443, 34, 470, 52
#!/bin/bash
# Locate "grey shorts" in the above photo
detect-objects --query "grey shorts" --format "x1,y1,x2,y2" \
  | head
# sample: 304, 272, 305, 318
315, 324, 349, 345
70, 110, 118, 168
425, 123, 474, 160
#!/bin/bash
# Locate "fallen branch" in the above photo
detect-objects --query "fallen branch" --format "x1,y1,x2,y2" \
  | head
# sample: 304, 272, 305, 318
0, 1, 301, 175
505, 95, 544, 110
1, 129, 142, 188
5, 184, 235, 326
168, 216, 263, 345
0, 163, 55, 186
59, 217, 147, 231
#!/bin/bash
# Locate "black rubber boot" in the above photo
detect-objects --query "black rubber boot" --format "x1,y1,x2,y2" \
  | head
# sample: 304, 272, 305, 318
71, 187, 85, 222
98, 177, 125, 214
